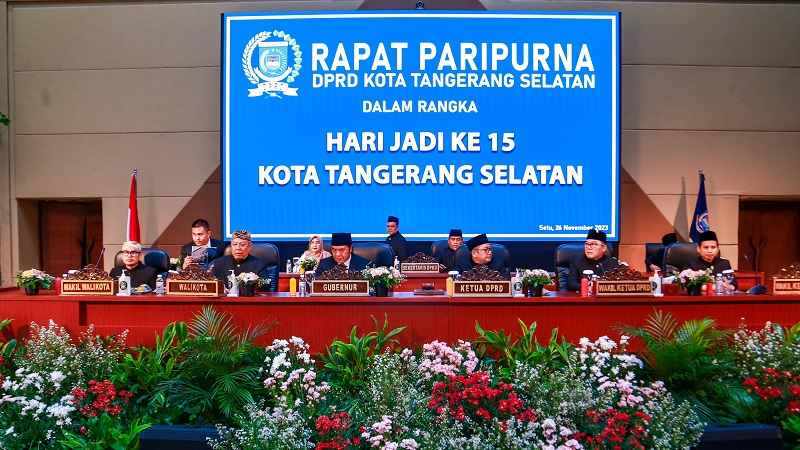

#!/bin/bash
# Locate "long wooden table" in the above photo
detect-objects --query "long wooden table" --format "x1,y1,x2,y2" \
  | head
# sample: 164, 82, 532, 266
2, 288, 798, 354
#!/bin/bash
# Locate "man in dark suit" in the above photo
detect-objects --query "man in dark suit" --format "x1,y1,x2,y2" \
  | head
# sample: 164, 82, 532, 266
566, 229, 620, 292
180, 219, 228, 270
384, 215, 408, 262
110, 241, 158, 290
316, 232, 372, 273
434, 228, 463, 272
211, 229, 269, 282
683, 230, 737, 290
454, 233, 510, 279
646, 232, 677, 273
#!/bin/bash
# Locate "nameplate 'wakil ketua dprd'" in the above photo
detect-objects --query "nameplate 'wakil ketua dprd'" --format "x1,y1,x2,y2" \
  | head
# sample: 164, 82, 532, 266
167, 280, 223, 297
595, 280, 653, 297
312, 280, 370, 296
60, 280, 115, 296
452, 281, 511, 297
773, 279, 800, 295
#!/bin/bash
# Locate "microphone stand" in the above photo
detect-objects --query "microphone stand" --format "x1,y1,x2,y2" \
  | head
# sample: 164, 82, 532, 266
744, 253, 766, 295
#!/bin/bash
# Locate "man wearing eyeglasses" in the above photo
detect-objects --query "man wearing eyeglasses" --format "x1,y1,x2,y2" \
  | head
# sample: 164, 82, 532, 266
316, 232, 372, 273
566, 229, 620, 292
110, 241, 158, 290
455, 233, 510, 279
210, 229, 269, 282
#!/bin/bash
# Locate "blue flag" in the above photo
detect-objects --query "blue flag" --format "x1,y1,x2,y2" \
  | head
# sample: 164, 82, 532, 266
690, 171, 709, 242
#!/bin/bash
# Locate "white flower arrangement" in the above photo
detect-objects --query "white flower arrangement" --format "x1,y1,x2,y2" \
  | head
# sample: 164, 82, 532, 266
521, 268, 553, 286
236, 272, 269, 286
677, 268, 712, 287
297, 253, 318, 272
361, 266, 406, 288
15, 268, 55, 289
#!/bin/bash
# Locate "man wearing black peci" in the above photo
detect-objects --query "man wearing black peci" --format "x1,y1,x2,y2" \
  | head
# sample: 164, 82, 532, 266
566, 229, 620, 292
434, 228, 463, 272
454, 233, 510, 279
384, 215, 408, 262
316, 232, 372, 273
180, 219, 228, 270
683, 230, 738, 290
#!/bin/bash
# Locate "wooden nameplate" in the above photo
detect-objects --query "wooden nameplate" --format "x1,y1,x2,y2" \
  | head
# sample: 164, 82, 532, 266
452, 281, 511, 297
595, 280, 653, 297
61, 280, 115, 296
166, 280, 223, 297
400, 262, 441, 273
312, 280, 370, 296
773, 279, 800, 295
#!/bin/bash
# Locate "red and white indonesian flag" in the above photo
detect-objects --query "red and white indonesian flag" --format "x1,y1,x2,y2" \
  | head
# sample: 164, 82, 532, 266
126, 169, 141, 242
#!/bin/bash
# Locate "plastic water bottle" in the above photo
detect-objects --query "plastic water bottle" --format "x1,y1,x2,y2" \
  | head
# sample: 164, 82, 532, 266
394, 257, 400, 270
156, 275, 165, 296
299, 275, 307, 297
286, 259, 292, 274
714, 274, 724, 295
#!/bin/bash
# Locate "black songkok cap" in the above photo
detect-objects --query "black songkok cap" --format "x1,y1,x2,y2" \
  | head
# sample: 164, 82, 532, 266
449, 229, 463, 237
387, 216, 399, 224
698, 231, 717, 244
661, 232, 678, 246
331, 232, 352, 246
587, 229, 607, 243
466, 233, 489, 251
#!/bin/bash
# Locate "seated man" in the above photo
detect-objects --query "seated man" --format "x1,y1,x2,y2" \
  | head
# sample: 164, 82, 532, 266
110, 241, 158, 290
683, 230, 738, 290
566, 229, 620, 292
181, 219, 228, 270
211, 229, 269, 282
385, 215, 408, 262
434, 228, 463, 272
316, 232, 372, 273
454, 233, 510, 279
646, 232, 677, 273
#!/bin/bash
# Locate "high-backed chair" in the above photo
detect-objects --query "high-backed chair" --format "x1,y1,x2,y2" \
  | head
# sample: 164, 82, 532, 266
430, 240, 449, 259
352, 242, 394, 268
644, 243, 663, 270
454, 244, 511, 270
114, 248, 171, 278
664, 242, 704, 278
553, 243, 613, 291
223, 243, 280, 292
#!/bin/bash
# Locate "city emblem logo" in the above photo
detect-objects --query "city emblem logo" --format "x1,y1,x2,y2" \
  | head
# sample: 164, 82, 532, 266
242, 30, 302, 98
695, 211, 709, 233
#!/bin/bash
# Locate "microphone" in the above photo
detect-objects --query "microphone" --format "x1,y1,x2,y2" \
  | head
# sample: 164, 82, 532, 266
743, 254, 767, 295
95, 247, 106, 267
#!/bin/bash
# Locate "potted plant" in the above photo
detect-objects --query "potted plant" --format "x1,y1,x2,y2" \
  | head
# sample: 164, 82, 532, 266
521, 268, 553, 297
360, 266, 406, 297
677, 268, 712, 296
297, 254, 318, 274
14, 268, 55, 295
235, 272, 269, 297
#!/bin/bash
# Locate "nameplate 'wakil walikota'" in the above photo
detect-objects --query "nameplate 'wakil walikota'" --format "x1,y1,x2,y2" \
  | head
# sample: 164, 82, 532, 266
452, 281, 511, 297
595, 280, 653, 297
167, 280, 223, 297
312, 280, 370, 296
60, 280, 115, 296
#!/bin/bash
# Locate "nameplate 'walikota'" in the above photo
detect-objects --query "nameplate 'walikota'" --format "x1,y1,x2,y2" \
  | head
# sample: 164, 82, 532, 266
452, 281, 511, 297
61, 280, 115, 296
312, 280, 370, 296
595, 280, 653, 297
167, 280, 223, 297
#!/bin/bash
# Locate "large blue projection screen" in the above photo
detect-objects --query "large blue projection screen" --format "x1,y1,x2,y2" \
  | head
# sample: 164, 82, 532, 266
222, 11, 620, 241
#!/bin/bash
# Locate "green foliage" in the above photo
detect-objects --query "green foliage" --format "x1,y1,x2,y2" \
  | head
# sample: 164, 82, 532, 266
614, 309, 749, 423
474, 319, 572, 379
152, 306, 277, 425
59, 417, 150, 450
0, 318, 17, 359
319, 315, 405, 407
113, 321, 187, 423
